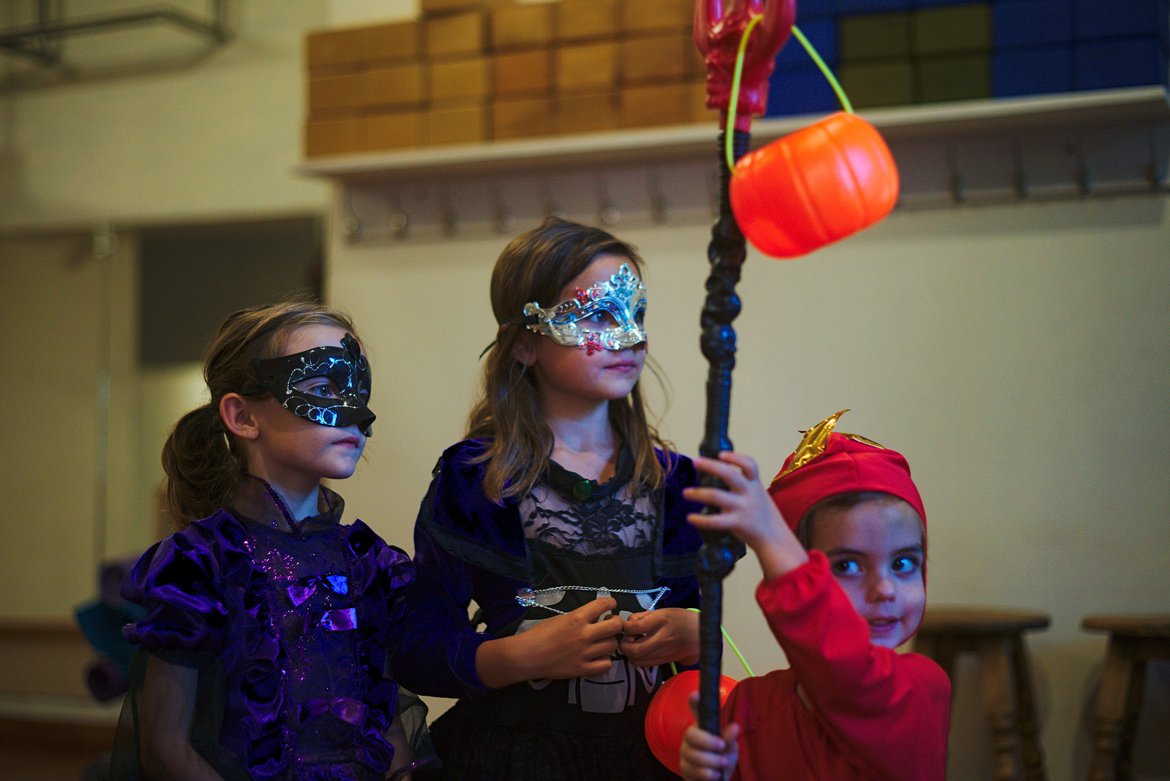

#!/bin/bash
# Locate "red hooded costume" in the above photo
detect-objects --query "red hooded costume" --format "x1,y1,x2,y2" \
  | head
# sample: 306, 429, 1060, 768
721, 411, 949, 780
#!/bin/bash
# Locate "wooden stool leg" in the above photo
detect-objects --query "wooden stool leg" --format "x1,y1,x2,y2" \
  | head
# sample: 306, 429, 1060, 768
980, 635, 1023, 781
935, 639, 960, 685
1114, 657, 1147, 781
914, 634, 940, 665
1087, 639, 1137, 781
914, 633, 960, 711
1011, 634, 1046, 781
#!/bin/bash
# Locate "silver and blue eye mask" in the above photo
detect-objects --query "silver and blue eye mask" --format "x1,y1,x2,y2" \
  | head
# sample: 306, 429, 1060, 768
252, 333, 375, 436
522, 262, 648, 355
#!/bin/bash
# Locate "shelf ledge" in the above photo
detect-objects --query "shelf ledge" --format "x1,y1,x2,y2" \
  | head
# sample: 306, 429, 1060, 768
297, 87, 1170, 183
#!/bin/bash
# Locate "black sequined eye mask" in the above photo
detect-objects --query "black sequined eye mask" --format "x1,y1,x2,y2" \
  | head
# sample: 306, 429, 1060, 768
252, 333, 375, 436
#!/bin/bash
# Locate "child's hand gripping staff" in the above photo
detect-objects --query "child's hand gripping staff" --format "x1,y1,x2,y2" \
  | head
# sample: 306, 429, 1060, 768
475, 597, 624, 687
685, 452, 809, 582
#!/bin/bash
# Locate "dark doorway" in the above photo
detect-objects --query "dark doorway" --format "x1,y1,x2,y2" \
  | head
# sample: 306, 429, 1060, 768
138, 216, 323, 364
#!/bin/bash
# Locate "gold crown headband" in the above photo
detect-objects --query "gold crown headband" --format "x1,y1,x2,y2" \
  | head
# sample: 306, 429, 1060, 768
771, 409, 886, 484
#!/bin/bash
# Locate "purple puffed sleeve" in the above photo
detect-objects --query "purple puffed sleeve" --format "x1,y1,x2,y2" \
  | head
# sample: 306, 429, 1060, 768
121, 513, 251, 661
343, 519, 415, 647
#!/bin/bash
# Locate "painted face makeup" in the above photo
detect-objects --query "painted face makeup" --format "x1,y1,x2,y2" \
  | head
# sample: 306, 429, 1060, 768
252, 332, 375, 436
522, 262, 647, 355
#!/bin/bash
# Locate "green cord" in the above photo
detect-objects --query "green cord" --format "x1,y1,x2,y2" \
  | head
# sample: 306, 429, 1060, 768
791, 25, 854, 115
671, 608, 756, 678
724, 15, 764, 171
724, 19, 856, 172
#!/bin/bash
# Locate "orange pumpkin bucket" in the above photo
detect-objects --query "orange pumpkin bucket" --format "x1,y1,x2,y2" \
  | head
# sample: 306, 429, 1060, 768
644, 669, 738, 776
730, 111, 899, 258
716, 19, 900, 259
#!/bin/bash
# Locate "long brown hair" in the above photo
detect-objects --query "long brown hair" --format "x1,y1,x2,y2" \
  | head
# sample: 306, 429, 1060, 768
160, 299, 359, 526
467, 217, 672, 503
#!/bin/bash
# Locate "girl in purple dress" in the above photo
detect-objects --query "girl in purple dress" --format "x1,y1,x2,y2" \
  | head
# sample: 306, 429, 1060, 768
112, 301, 416, 781
392, 219, 707, 780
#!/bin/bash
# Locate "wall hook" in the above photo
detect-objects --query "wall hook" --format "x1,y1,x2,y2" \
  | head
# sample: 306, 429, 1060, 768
493, 187, 516, 234
387, 193, 409, 240
647, 169, 668, 223
439, 189, 458, 237
594, 174, 620, 226
91, 221, 117, 259
541, 182, 564, 221
1144, 131, 1164, 190
1011, 138, 1029, 200
1073, 150, 1091, 197
945, 143, 966, 204
340, 195, 362, 241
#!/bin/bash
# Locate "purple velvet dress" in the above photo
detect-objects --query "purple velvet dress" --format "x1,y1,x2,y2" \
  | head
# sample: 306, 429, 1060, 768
392, 439, 707, 780
116, 479, 414, 781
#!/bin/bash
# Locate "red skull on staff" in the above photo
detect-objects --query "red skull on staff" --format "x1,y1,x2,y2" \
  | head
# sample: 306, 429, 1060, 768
694, 0, 797, 131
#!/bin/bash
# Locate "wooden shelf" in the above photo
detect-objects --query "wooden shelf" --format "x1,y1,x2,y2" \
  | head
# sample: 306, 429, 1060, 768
298, 87, 1170, 183
302, 87, 1170, 241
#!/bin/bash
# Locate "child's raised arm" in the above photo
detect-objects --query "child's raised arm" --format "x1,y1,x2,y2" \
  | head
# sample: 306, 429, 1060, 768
683, 452, 809, 582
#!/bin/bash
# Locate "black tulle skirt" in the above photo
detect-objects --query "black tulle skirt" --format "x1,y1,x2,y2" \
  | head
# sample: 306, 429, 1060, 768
429, 703, 680, 781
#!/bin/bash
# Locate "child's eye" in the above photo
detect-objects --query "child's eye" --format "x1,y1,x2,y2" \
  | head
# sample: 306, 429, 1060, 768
295, 378, 340, 399
587, 310, 616, 326
830, 558, 862, 576
892, 556, 921, 575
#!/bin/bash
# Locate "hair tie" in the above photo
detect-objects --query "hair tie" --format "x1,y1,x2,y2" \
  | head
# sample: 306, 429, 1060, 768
499, 315, 529, 328
479, 316, 532, 360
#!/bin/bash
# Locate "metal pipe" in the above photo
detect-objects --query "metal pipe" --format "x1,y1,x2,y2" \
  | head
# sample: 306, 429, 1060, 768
0, 1, 229, 65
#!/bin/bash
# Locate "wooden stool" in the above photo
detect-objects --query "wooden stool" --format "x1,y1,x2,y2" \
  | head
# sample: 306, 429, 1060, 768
913, 606, 1050, 781
1082, 614, 1170, 781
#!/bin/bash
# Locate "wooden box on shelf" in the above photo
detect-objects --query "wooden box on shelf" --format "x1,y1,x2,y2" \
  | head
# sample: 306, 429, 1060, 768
491, 95, 555, 140
555, 0, 618, 43
554, 91, 618, 135
306, 27, 367, 72
494, 49, 554, 97
425, 10, 488, 59
556, 41, 619, 94
621, 0, 692, 35
362, 20, 423, 64
490, 2, 555, 51
365, 63, 429, 110
427, 101, 488, 146
366, 110, 425, 152
620, 33, 695, 85
421, 0, 501, 15
620, 83, 694, 128
308, 71, 367, 115
687, 80, 713, 123
430, 56, 490, 102
305, 116, 366, 157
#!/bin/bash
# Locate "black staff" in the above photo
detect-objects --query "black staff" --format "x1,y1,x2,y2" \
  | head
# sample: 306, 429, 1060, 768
693, 0, 796, 736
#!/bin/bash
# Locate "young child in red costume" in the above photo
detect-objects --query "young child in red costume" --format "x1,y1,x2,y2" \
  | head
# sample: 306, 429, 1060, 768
679, 410, 950, 781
